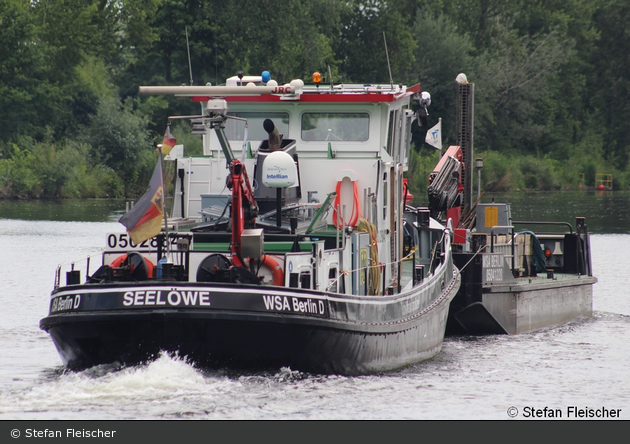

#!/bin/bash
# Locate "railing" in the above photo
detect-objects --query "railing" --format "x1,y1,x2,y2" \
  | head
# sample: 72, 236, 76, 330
54, 256, 94, 289
512, 220, 573, 234
489, 225, 515, 273
489, 220, 579, 277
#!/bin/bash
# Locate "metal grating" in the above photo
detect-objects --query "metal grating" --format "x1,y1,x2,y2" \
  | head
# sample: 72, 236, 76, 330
456, 83, 475, 214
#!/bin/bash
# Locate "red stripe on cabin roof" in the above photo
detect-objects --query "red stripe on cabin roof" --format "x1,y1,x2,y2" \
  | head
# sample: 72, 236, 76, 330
191, 83, 421, 103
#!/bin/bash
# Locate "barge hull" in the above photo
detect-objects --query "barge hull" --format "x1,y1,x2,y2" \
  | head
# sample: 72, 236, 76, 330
479, 276, 595, 334
449, 251, 596, 335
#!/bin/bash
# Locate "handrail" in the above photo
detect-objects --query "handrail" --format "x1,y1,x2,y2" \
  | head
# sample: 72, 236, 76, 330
490, 225, 515, 274
512, 220, 573, 234
489, 225, 514, 252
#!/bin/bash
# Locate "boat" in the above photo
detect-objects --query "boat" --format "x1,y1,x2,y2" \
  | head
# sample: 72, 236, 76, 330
447, 209, 596, 335
426, 76, 597, 335
39, 72, 461, 375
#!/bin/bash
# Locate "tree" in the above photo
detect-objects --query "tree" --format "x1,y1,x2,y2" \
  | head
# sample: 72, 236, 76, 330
588, 0, 630, 168
122, 0, 346, 132
81, 96, 154, 194
471, 27, 574, 155
337, 1, 417, 83
0, 0, 58, 143
411, 8, 476, 153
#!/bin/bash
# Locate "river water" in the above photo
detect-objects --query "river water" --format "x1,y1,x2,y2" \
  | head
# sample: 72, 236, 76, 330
0, 192, 628, 420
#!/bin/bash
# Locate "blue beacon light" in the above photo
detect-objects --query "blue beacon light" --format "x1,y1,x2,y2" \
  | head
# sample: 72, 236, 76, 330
261, 71, 271, 83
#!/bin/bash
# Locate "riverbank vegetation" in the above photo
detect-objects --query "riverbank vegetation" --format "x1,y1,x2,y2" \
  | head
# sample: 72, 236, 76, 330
1, 0, 629, 199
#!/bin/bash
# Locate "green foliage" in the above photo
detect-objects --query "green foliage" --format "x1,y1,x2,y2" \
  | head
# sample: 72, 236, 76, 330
470, 27, 575, 155
588, 0, 630, 169
475, 150, 518, 192
0, 1, 54, 142
125, 0, 343, 89
171, 121, 203, 157
0, 144, 39, 198
583, 163, 597, 188
0, 137, 124, 199
411, 7, 475, 154
3, 0, 630, 199
79, 96, 154, 193
337, 1, 417, 83
406, 149, 441, 206
518, 156, 561, 191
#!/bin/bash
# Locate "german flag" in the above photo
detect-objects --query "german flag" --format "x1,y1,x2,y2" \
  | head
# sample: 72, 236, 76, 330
161, 125, 177, 156
119, 155, 164, 244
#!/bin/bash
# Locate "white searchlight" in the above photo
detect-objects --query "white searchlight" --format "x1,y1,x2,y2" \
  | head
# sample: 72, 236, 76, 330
262, 151, 298, 227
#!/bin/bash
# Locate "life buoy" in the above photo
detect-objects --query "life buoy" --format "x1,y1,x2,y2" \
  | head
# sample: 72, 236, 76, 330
144, 257, 155, 278
403, 178, 414, 204
333, 175, 361, 228
232, 254, 284, 286
110, 254, 127, 268
110, 253, 155, 278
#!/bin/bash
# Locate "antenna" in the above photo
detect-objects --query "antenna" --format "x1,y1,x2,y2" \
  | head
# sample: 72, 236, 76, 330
186, 26, 193, 86
383, 32, 394, 89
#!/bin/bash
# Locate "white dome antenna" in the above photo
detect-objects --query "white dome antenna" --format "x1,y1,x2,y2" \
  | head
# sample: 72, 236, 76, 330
262, 151, 297, 188
456, 73, 468, 84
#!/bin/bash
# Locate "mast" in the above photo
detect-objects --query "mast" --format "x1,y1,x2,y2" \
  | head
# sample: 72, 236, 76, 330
456, 78, 474, 215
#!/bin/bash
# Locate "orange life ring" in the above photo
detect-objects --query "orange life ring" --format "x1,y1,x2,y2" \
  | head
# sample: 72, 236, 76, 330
110, 254, 155, 278
110, 254, 127, 268
403, 178, 414, 204
333, 179, 361, 228
232, 254, 284, 286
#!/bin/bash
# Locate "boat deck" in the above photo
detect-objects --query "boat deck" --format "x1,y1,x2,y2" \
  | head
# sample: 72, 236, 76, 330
486, 272, 597, 293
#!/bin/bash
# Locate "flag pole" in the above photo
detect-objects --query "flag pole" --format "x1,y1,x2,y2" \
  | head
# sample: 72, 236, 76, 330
158, 146, 170, 261
159, 122, 177, 267
438, 118, 442, 160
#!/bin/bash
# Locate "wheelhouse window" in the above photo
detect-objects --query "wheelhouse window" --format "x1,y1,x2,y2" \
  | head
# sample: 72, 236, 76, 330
301, 113, 369, 141
226, 112, 289, 140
